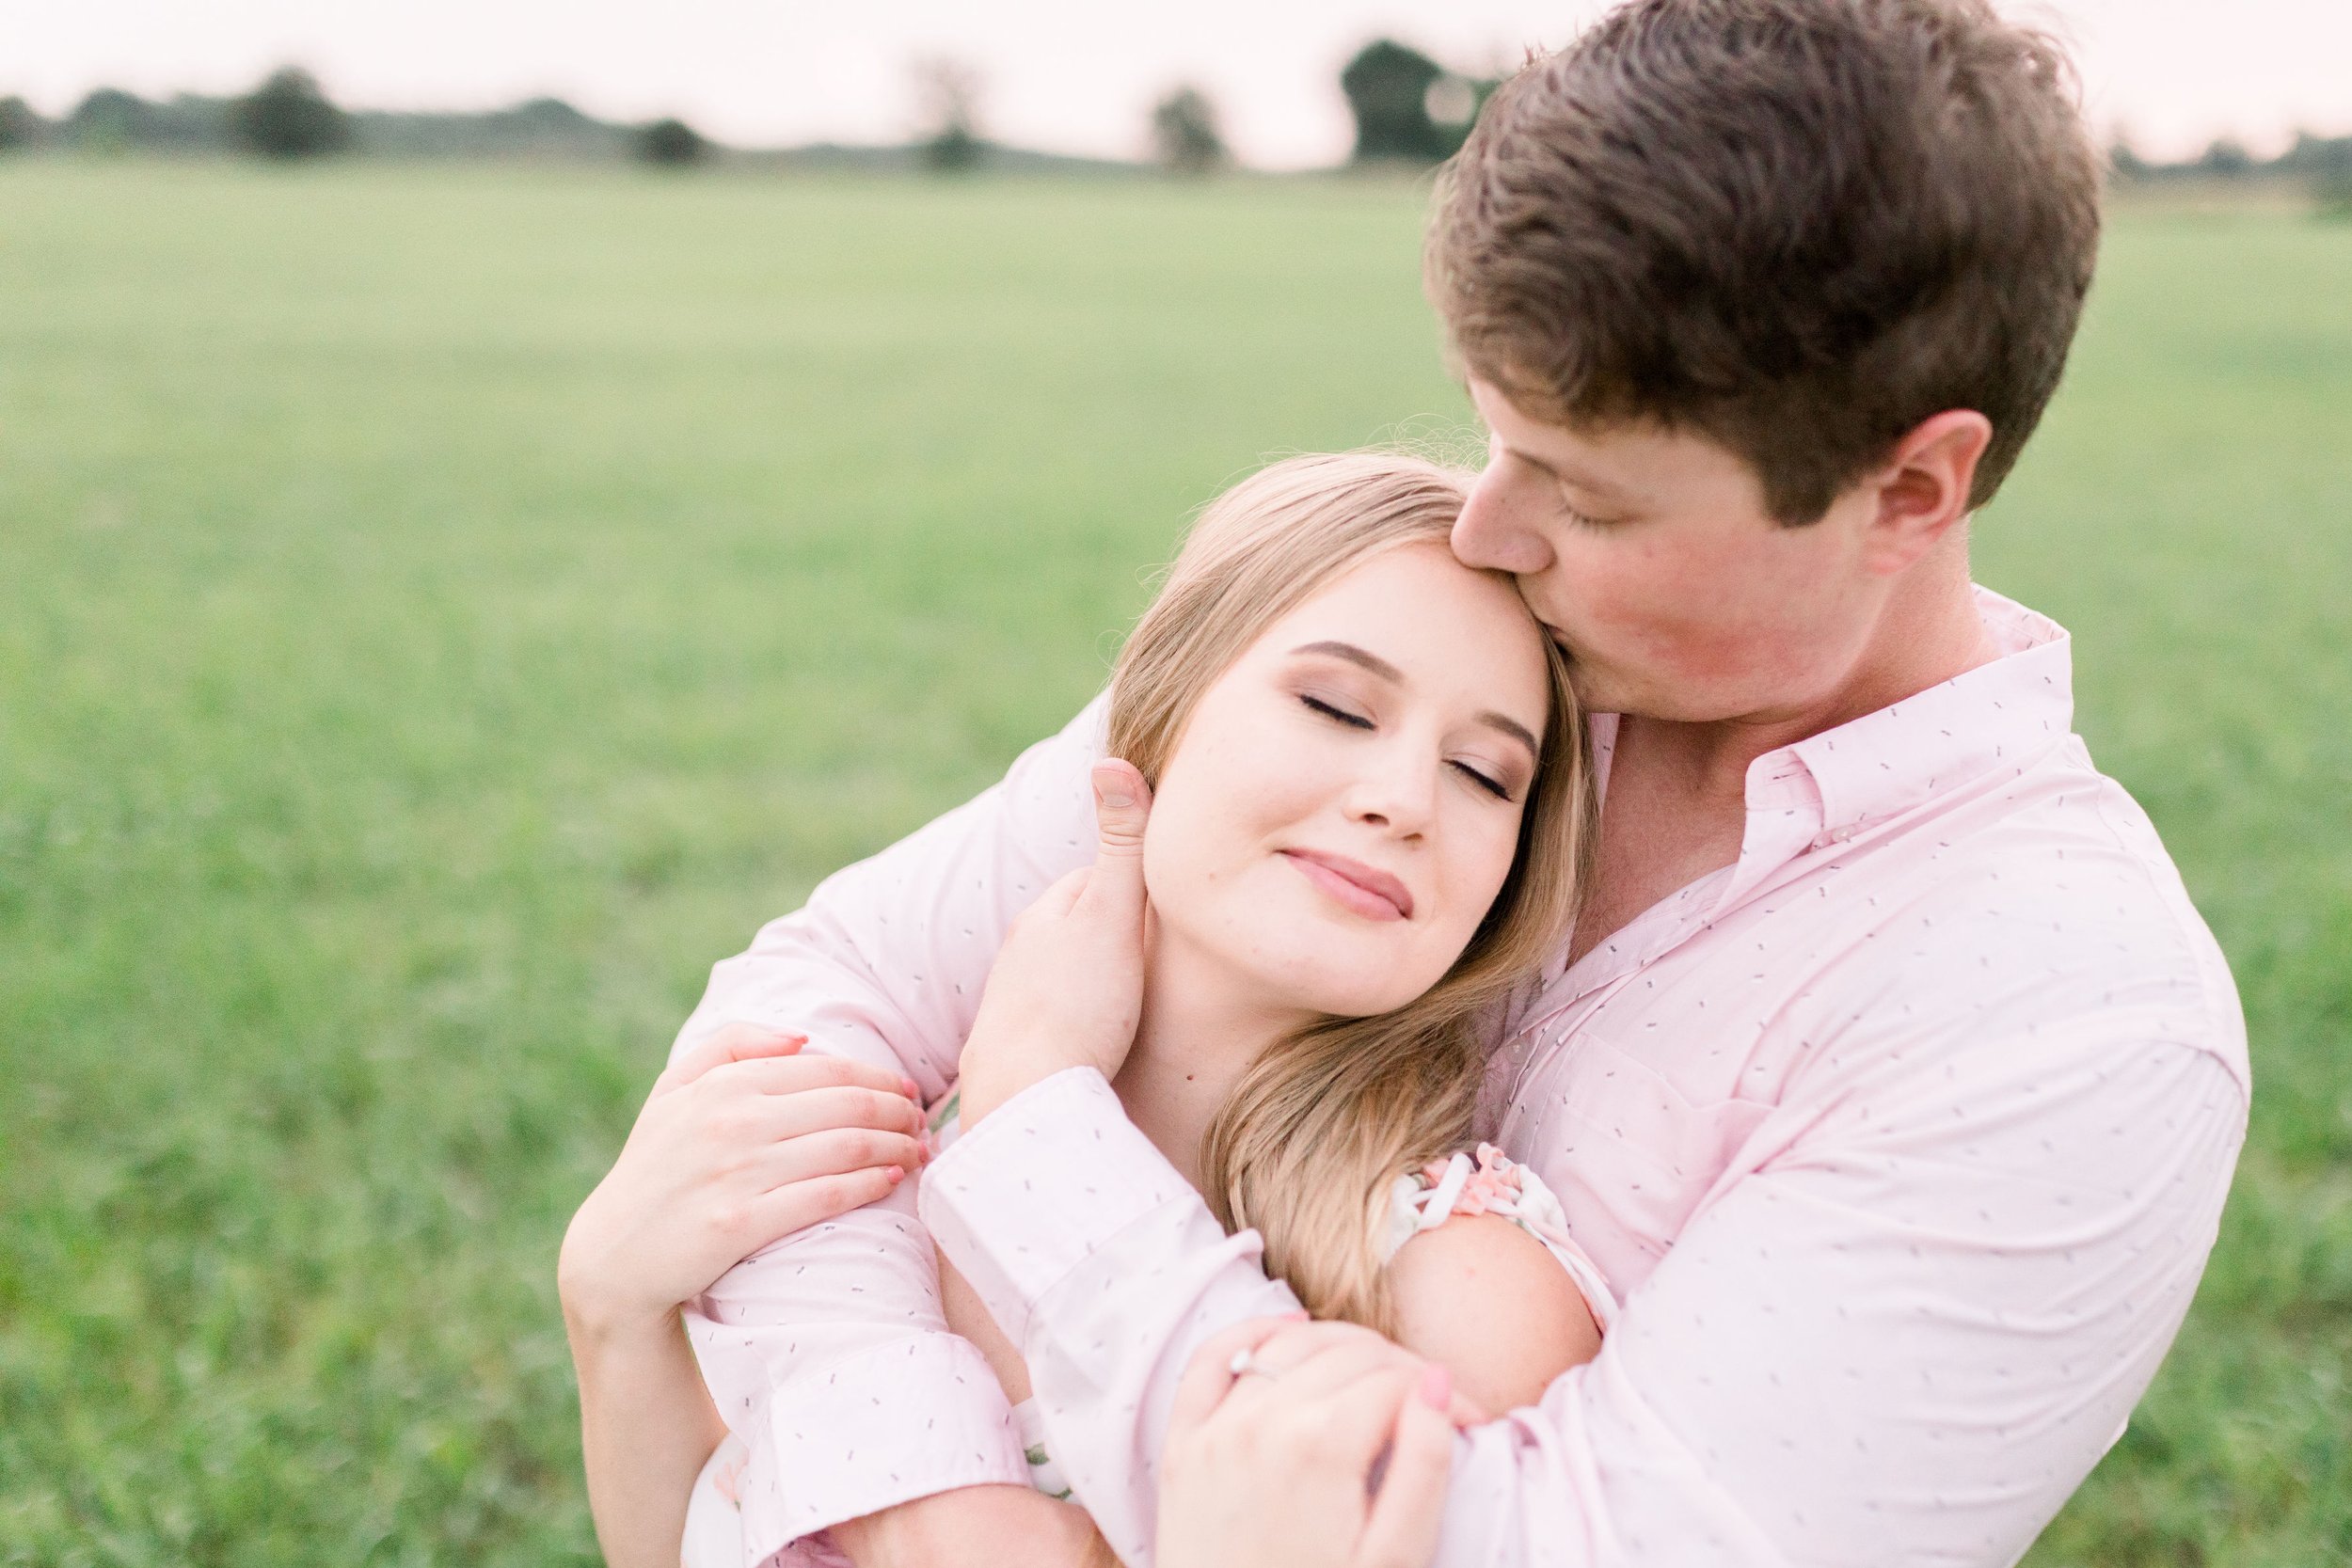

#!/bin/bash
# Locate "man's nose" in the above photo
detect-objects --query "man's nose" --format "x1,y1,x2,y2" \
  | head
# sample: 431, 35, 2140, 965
1452, 467, 1556, 577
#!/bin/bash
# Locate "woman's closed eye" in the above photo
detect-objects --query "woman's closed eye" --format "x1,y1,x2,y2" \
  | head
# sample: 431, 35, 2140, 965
1452, 760, 1511, 800
1300, 693, 1374, 729
1302, 693, 1518, 802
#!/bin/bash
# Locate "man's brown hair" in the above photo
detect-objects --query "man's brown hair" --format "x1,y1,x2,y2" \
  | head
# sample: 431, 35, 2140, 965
1427, 0, 2103, 524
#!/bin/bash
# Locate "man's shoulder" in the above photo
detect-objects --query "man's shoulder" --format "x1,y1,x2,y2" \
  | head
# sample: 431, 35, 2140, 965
1811, 740, 2247, 1088
1946, 741, 2230, 994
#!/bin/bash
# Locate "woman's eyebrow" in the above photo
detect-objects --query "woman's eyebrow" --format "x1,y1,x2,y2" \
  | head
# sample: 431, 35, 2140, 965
1478, 710, 1541, 761
1292, 640, 1406, 682
1290, 640, 1540, 760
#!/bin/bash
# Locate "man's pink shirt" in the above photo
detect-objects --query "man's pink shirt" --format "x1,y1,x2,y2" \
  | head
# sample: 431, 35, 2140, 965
677, 588, 2246, 1568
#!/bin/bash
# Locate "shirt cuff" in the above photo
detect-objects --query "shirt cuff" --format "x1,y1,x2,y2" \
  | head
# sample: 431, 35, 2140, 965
919, 1067, 1197, 1347
729, 1331, 1032, 1560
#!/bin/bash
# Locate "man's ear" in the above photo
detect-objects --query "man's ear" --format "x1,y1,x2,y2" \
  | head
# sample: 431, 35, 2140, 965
1858, 409, 1994, 576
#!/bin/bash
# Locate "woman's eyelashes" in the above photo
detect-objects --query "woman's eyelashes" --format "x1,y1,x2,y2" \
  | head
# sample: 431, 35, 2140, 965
1454, 761, 1512, 800
1296, 693, 1517, 802
1299, 693, 1373, 729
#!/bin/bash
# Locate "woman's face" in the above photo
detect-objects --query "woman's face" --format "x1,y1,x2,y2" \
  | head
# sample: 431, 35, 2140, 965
1143, 540, 1551, 1022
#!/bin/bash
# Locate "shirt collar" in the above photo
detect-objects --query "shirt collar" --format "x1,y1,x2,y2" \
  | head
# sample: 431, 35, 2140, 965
1801, 586, 2065, 814
1555, 588, 2074, 996
1726, 587, 2074, 891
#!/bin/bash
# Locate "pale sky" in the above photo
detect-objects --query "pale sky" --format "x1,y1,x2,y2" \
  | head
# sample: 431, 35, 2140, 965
2, 1, 2345, 167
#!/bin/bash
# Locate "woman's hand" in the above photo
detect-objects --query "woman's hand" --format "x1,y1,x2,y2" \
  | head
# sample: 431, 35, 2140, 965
1154, 1316, 1460, 1568
956, 760, 1153, 1127
557, 1022, 929, 1339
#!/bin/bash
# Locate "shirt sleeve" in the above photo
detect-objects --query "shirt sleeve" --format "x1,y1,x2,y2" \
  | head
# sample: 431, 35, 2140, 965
920, 1025, 2246, 1568
678, 697, 1105, 1560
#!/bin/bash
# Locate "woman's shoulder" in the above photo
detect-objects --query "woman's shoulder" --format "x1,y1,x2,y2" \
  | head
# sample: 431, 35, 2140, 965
1386, 1211, 1599, 1417
1379, 1145, 1613, 1416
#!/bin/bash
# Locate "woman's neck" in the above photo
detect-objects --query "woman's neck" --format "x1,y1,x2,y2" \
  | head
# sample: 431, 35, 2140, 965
1112, 933, 1309, 1191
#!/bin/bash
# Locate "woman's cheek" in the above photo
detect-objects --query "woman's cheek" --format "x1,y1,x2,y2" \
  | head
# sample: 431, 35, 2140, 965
1450, 816, 1525, 937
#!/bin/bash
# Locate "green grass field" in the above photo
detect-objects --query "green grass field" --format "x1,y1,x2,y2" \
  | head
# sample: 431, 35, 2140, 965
1, 161, 2345, 1566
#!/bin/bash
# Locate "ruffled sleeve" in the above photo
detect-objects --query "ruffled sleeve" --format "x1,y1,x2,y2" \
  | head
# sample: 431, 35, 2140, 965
1381, 1143, 1618, 1331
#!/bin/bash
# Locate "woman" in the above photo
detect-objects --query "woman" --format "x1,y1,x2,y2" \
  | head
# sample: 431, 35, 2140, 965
562, 453, 1612, 1566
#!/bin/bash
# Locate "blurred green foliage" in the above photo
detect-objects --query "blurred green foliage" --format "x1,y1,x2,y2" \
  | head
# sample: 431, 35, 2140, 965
636, 119, 710, 168
230, 69, 352, 161
1151, 87, 1227, 178
1340, 39, 1492, 165
0, 163, 2344, 1565
0, 97, 40, 153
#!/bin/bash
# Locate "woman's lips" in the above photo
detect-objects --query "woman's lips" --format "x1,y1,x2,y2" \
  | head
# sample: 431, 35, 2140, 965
1279, 848, 1413, 922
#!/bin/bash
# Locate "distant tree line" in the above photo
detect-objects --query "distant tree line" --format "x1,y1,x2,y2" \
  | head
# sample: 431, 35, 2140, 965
0, 46, 1476, 175
0, 42, 1478, 177
0, 71, 692, 165
14, 48, 2332, 201
0, 64, 1172, 175
2109, 131, 2352, 217
2111, 130, 2352, 183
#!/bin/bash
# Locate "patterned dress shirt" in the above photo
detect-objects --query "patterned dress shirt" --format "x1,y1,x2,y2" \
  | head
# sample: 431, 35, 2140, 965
677, 587, 2247, 1568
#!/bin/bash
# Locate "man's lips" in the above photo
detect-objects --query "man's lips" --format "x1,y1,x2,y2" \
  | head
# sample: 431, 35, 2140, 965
1279, 848, 1413, 922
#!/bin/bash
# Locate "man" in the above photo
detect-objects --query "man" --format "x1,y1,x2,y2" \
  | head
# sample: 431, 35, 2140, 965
675, 2, 2248, 1563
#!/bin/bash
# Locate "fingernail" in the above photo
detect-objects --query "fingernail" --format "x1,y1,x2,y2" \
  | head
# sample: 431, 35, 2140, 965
901, 1076, 921, 1101
886, 1165, 906, 1182
1097, 781, 1135, 809
1418, 1364, 1452, 1410
1280, 1308, 1311, 1323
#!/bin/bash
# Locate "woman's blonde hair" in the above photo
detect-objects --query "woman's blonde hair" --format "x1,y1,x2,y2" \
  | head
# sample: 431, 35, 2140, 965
1106, 451, 1593, 1336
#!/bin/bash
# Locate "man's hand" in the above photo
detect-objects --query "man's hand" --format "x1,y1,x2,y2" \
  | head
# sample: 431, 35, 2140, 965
832, 1483, 1116, 1568
957, 759, 1153, 1126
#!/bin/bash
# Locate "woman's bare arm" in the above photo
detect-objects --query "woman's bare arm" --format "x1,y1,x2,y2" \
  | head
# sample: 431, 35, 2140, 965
1385, 1214, 1601, 1418
564, 1307, 730, 1568
939, 1254, 1035, 1403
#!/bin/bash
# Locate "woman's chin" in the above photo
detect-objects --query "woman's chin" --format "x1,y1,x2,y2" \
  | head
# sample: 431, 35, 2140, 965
1167, 890, 1446, 1020
1250, 950, 1437, 1022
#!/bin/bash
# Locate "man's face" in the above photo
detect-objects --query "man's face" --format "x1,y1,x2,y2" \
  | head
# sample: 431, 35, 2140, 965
1456, 379, 1890, 724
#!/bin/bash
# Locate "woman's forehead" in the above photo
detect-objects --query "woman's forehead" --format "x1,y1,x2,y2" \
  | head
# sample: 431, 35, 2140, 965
1246, 546, 1550, 715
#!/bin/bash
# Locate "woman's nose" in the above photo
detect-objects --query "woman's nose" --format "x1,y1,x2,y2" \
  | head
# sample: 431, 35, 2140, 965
1345, 749, 1438, 837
